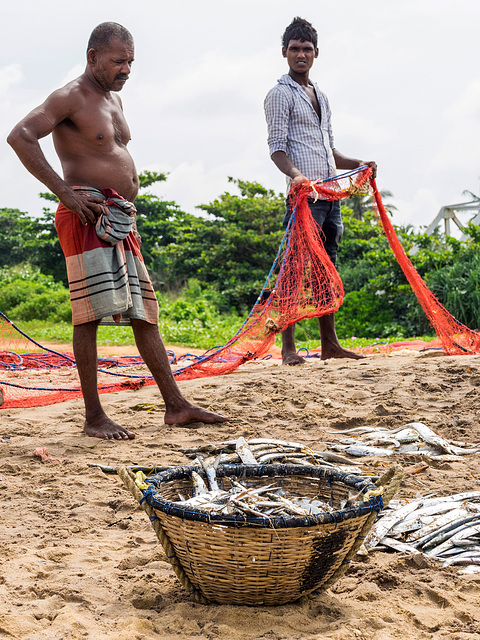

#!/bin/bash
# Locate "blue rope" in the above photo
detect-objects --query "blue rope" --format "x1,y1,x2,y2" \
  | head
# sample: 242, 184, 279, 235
320, 165, 368, 184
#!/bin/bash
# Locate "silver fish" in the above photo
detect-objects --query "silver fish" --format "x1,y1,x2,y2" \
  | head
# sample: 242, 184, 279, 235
402, 422, 454, 455
438, 545, 480, 558
327, 427, 390, 435
364, 500, 423, 551
448, 444, 480, 455
191, 470, 208, 496
419, 514, 480, 550
343, 445, 395, 457
407, 508, 470, 544
235, 437, 258, 464
455, 538, 480, 547
363, 437, 402, 448
196, 455, 221, 491
458, 565, 480, 574
379, 537, 422, 555
442, 552, 480, 567
426, 522, 480, 557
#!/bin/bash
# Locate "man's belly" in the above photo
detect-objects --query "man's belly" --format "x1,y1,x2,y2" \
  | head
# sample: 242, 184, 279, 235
61, 150, 139, 201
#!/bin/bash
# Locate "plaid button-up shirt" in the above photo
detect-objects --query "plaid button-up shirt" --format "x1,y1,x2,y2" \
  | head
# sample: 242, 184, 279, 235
264, 74, 336, 192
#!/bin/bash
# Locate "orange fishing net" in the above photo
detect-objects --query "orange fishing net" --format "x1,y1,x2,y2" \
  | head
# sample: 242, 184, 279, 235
370, 178, 480, 355
1, 167, 479, 409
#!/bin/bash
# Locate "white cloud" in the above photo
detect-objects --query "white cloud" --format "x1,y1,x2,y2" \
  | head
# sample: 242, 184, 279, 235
60, 64, 84, 86
0, 63, 22, 98
2, 0, 480, 234
431, 80, 480, 171
333, 111, 395, 146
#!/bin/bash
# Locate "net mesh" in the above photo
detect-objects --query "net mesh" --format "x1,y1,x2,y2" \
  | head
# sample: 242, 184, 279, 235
370, 178, 480, 355
1, 167, 479, 409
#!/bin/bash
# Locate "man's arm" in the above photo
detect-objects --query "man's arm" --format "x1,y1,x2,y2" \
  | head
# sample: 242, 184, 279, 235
333, 149, 377, 179
7, 89, 104, 225
270, 151, 308, 188
265, 88, 308, 188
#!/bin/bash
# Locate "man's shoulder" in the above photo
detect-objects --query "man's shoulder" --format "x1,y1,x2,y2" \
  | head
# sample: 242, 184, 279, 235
265, 76, 294, 103
47, 75, 93, 107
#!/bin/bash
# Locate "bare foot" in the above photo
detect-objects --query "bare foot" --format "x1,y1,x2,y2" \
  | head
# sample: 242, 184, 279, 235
320, 345, 365, 361
84, 415, 136, 440
282, 350, 306, 366
164, 403, 228, 426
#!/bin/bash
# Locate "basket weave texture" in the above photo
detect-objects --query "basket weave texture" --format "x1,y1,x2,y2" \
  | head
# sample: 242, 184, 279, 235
134, 464, 385, 606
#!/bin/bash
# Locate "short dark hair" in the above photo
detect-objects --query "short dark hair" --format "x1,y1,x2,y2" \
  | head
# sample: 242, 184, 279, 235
282, 17, 318, 49
87, 22, 133, 54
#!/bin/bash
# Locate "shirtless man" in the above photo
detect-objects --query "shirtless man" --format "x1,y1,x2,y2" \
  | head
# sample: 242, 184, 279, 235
264, 17, 377, 365
7, 22, 226, 439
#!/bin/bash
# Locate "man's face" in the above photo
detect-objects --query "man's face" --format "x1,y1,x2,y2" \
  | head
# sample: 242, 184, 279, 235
90, 38, 135, 92
282, 39, 318, 74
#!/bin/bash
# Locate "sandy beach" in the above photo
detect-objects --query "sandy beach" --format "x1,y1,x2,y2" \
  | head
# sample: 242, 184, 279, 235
1, 348, 480, 639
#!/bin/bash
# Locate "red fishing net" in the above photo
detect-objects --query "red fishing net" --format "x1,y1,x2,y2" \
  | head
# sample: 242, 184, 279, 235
370, 178, 480, 355
1, 167, 479, 409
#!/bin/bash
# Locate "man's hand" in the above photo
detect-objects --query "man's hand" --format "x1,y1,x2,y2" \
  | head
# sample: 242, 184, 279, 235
291, 174, 309, 188
363, 160, 377, 179
60, 189, 106, 225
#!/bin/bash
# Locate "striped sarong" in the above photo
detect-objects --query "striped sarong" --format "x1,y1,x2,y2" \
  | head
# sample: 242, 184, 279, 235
55, 186, 159, 326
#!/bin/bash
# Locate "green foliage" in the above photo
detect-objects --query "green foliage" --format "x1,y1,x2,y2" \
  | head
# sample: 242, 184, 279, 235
0, 265, 71, 323
4, 170, 480, 345
14, 280, 241, 350
138, 170, 167, 189
333, 206, 480, 338
0, 206, 66, 283
39, 192, 59, 202
343, 189, 396, 220
136, 177, 285, 313
156, 279, 241, 348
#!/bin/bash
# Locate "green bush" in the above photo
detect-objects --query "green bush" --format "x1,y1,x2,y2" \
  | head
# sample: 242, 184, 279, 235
11, 292, 72, 323
0, 265, 71, 323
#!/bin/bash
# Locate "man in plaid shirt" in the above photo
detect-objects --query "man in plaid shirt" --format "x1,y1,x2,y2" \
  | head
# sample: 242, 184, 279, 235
264, 16, 377, 365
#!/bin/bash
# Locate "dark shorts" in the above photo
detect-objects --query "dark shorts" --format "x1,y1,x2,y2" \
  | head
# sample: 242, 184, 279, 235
283, 199, 343, 265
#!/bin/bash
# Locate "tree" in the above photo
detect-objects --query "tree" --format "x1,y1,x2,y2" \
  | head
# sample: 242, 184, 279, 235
343, 189, 397, 220
0, 207, 66, 283
135, 177, 286, 312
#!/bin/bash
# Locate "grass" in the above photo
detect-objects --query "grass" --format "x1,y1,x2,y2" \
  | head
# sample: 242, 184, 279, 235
15, 319, 435, 352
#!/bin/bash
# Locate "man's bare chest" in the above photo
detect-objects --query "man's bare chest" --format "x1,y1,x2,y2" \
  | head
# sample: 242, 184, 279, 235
59, 102, 131, 148
302, 86, 321, 121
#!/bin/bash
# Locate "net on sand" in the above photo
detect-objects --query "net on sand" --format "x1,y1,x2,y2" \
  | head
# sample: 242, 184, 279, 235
2, 167, 479, 409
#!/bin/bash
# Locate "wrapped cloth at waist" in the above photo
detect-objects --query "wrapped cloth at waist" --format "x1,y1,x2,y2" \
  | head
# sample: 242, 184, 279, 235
72, 186, 136, 244
55, 186, 158, 326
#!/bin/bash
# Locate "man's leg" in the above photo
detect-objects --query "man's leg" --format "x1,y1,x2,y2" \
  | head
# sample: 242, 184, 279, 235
319, 313, 363, 360
73, 321, 135, 439
281, 323, 306, 365
130, 319, 227, 425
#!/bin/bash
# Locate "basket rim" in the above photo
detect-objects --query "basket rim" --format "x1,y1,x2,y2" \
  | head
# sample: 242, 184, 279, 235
142, 463, 383, 528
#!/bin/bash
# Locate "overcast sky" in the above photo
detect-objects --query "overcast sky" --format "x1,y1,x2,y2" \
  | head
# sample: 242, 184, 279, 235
1, 0, 479, 232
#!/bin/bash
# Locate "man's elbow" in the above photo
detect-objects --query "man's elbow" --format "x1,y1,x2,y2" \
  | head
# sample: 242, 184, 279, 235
7, 125, 22, 150
271, 150, 286, 162
7, 123, 32, 151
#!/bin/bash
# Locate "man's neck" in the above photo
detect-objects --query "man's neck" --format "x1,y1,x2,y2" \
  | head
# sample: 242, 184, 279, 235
83, 68, 111, 96
288, 69, 310, 87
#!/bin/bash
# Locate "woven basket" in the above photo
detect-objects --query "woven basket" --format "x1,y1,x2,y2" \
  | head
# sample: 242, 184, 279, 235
119, 463, 401, 606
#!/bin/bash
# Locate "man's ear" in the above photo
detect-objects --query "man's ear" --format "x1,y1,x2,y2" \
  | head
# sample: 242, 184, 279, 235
282, 46, 287, 58
87, 48, 97, 65
314, 48, 319, 58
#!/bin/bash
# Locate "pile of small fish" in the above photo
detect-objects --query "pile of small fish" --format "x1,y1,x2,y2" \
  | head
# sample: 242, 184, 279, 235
360, 490, 480, 573
180, 436, 362, 474
170, 455, 336, 518
326, 422, 480, 458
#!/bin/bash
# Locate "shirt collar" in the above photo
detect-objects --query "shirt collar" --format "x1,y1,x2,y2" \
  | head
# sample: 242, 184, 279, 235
278, 74, 314, 89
